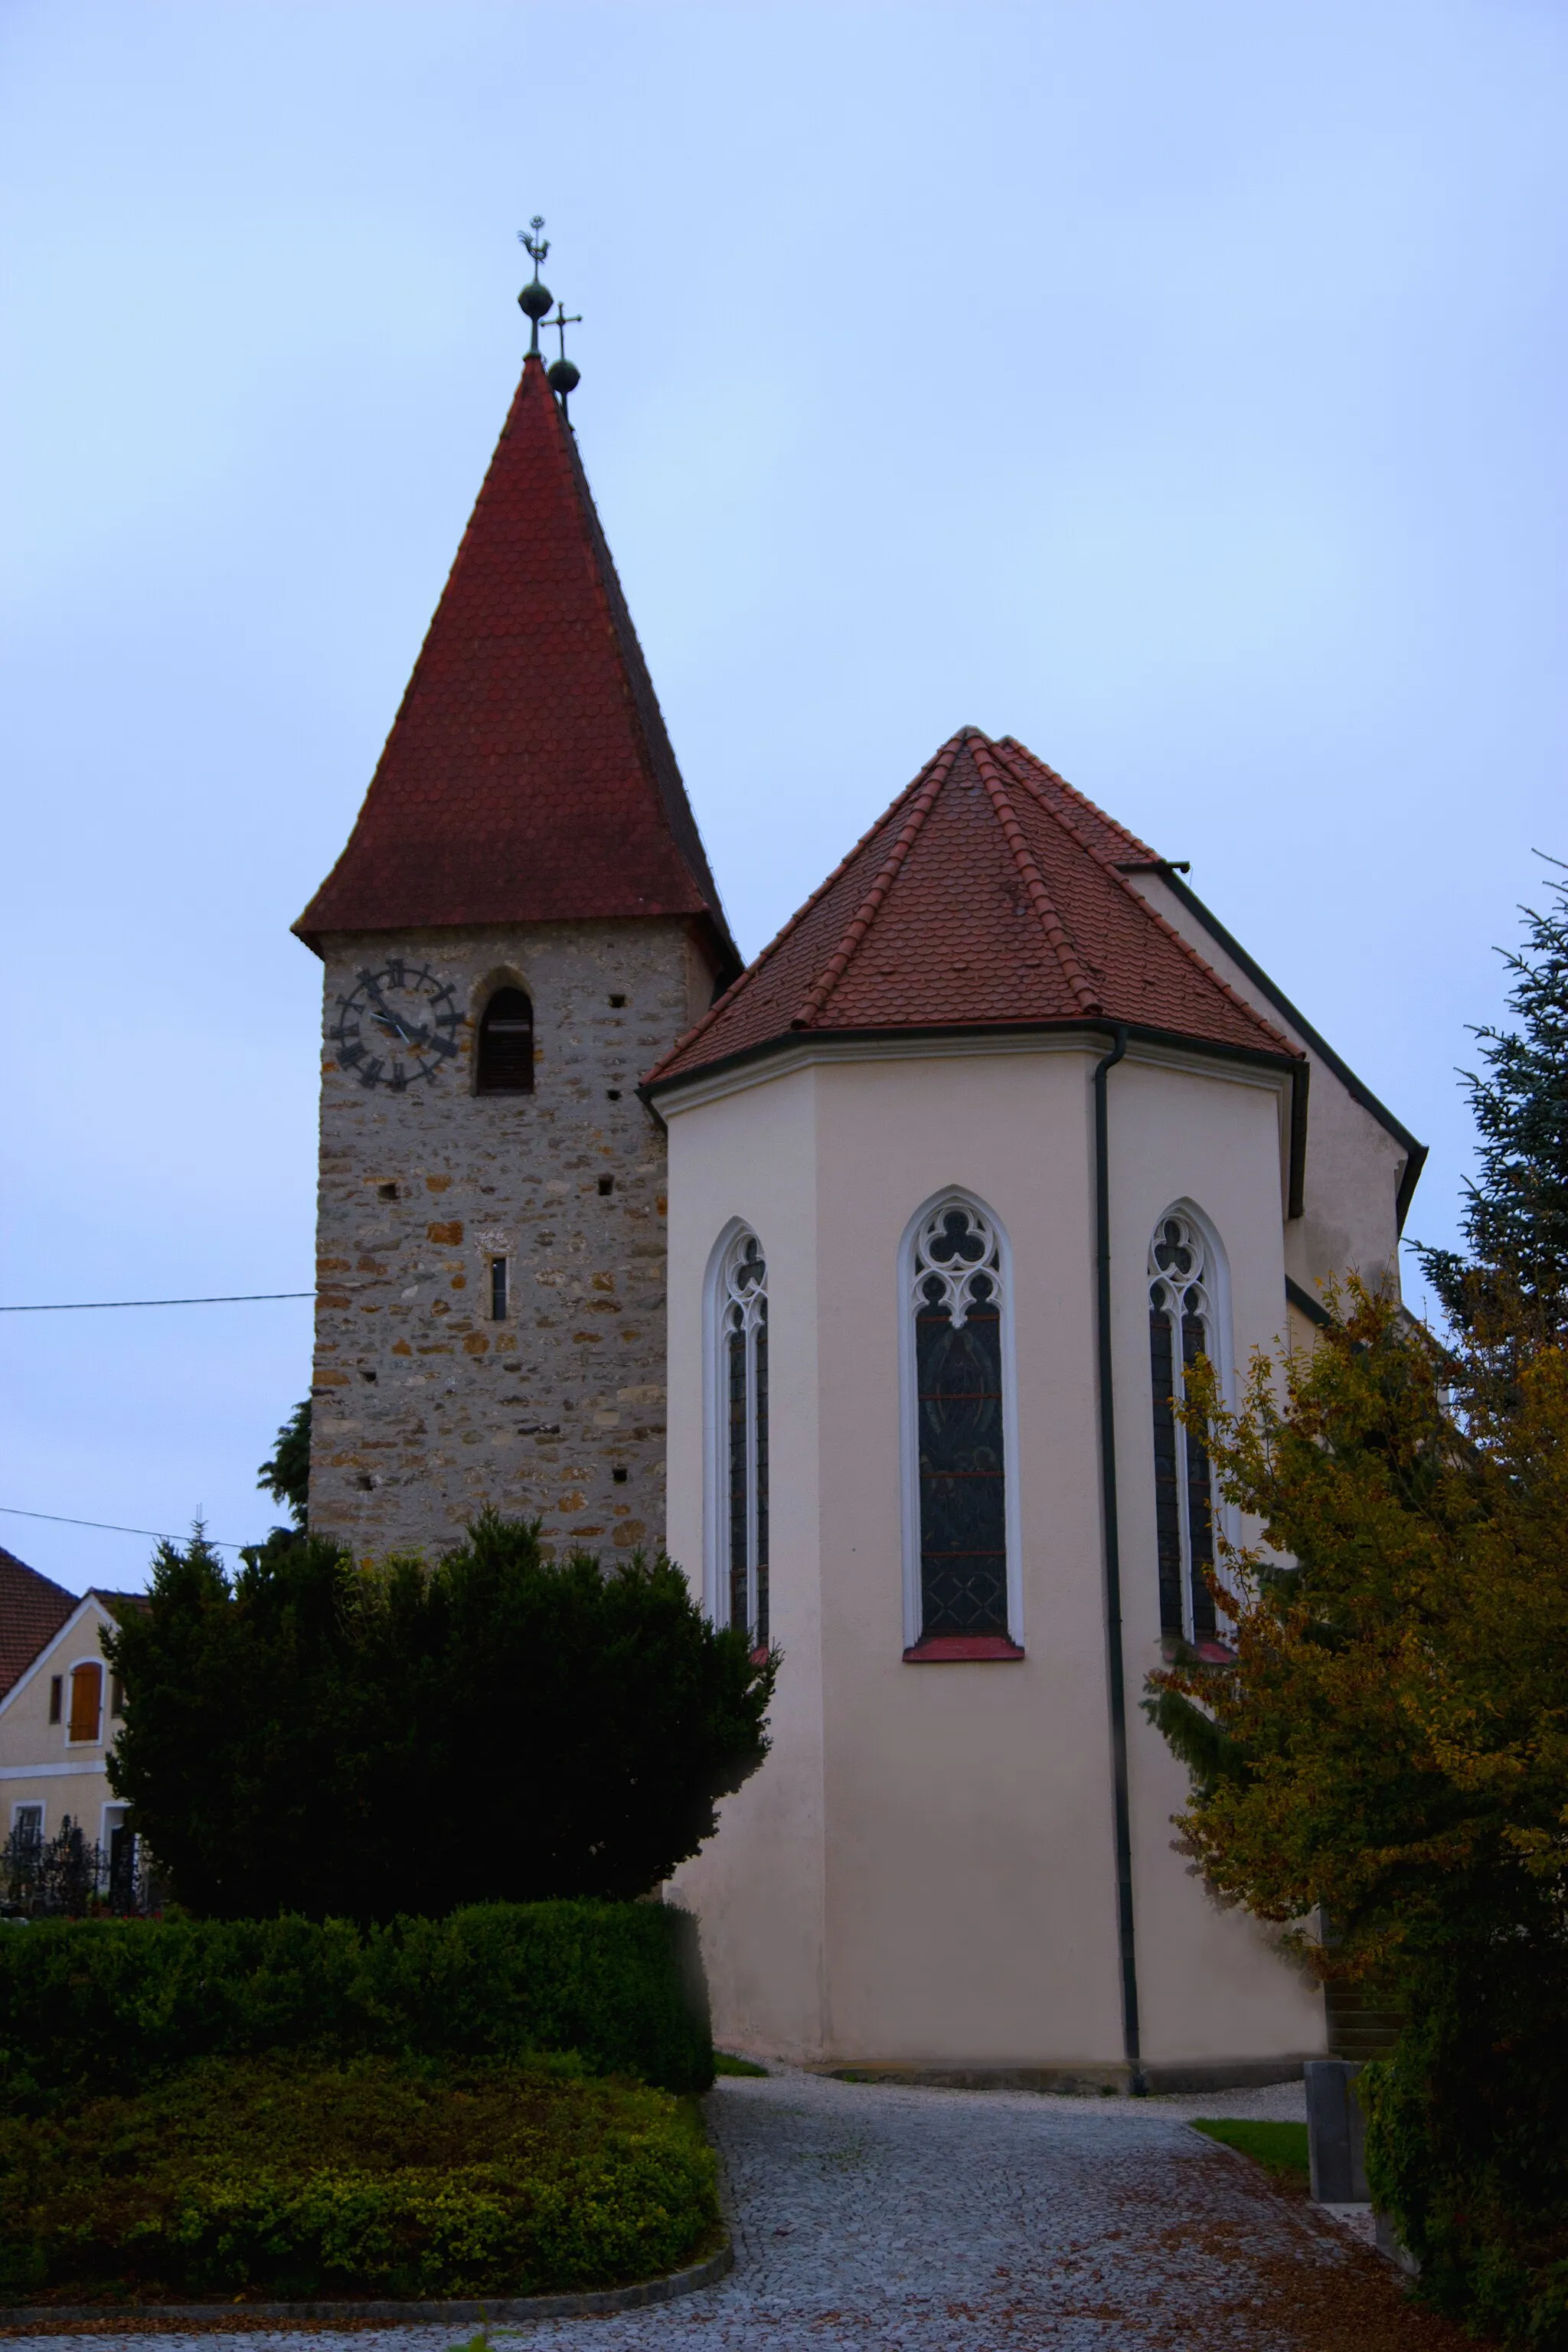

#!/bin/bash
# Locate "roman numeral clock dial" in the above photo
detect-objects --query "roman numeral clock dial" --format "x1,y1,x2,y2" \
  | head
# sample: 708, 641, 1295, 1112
329, 965, 462, 1090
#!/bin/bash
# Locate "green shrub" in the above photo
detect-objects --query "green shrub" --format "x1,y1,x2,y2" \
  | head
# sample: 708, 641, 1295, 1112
105, 1514, 773, 1920
0, 2055, 719, 2305
0, 1902, 713, 2108
1189, 2118, 1309, 2182
1362, 1943, 1568, 2346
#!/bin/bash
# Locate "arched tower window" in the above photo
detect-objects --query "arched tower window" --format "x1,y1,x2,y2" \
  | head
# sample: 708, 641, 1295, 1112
905, 1195, 1016, 1649
1148, 1207, 1223, 1645
476, 988, 534, 1094
717, 1230, 769, 1647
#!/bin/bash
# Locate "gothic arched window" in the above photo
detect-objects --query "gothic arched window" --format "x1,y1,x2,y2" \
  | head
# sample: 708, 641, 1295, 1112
475, 988, 534, 1094
1148, 1207, 1223, 1645
717, 1230, 769, 1647
905, 1196, 1017, 1651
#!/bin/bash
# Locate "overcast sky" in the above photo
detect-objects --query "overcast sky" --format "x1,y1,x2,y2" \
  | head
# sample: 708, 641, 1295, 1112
3, 1, 1563, 1592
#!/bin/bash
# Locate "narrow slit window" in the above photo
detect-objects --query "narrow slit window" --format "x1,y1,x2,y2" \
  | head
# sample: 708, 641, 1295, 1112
717, 1230, 769, 1648
47, 1675, 62, 1725
1148, 1210, 1221, 1645
490, 1256, 508, 1320
476, 988, 534, 1094
910, 1200, 1010, 1642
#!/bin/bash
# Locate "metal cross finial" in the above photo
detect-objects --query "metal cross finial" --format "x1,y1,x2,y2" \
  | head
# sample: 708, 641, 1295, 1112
546, 301, 583, 418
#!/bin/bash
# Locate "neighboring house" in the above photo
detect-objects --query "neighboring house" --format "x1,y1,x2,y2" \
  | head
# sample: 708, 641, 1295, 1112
293, 299, 1425, 2086
0, 1548, 143, 1874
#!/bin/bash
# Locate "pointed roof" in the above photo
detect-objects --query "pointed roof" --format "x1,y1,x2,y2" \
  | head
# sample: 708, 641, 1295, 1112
646, 729, 1298, 1089
296, 353, 735, 965
0, 1547, 77, 1702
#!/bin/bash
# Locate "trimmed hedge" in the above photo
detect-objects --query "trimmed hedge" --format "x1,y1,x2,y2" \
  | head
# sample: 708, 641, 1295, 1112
0, 1902, 713, 2107
0, 2054, 720, 2304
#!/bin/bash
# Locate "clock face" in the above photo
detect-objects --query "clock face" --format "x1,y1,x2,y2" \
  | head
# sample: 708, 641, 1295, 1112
328, 961, 463, 1090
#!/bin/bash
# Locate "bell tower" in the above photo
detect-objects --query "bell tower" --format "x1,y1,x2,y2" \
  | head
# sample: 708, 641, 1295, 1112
294, 233, 736, 1563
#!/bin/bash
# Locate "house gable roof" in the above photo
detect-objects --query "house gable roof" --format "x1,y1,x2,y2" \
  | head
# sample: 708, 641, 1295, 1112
646, 728, 1298, 1090
0, 1550, 77, 1703
295, 352, 736, 969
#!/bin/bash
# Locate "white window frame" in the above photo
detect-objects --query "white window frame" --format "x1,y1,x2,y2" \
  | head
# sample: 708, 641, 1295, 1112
1146, 1198, 1237, 1642
9, 1801, 44, 1839
702, 1220, 769, 1637
897, 1188, 1024, 1653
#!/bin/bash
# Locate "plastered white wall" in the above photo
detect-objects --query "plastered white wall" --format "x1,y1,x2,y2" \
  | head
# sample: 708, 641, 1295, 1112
665, 1038, 1329, 2072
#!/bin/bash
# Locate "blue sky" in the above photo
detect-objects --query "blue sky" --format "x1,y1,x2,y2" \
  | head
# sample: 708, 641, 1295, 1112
3, 0, 1563, 1591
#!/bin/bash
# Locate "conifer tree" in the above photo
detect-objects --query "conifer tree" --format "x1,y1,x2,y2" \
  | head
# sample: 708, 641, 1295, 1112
1414, 861, 1568, 1342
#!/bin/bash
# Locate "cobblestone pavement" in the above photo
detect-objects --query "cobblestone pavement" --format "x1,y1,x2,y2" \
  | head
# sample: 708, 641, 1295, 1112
4, 2067, 1437, 2352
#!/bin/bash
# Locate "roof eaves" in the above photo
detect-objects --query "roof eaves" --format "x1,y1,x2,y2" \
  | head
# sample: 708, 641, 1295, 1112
643, 1011, 1302, 1105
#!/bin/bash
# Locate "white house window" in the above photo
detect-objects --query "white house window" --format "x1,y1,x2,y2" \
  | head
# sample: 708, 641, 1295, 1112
906, 1197, 1018, 1651
1148, 1208, 1223, 1645
9, 1803, 42, 1853
718, 1230, 769, 1648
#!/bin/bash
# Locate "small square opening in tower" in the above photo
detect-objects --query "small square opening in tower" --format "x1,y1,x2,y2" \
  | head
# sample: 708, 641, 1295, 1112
612, 1465, 629, 1484
490, 1256, 508, 1321
378, 1182, 399, 1201
609, 993, 626, 1008
598, 1175, 614, 1196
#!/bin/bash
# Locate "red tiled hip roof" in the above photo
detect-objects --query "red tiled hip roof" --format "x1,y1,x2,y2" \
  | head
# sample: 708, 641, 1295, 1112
646, 728, 1298, 1089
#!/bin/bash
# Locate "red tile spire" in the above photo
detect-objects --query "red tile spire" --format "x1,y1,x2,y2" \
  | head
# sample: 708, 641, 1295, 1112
295, 352, 734, 966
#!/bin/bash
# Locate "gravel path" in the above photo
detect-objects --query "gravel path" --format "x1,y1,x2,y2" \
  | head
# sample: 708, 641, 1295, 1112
3, 2066, 1457, 2352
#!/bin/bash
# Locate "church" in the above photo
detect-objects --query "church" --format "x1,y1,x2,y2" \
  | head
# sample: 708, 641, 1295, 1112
295, 257, 1424, 2090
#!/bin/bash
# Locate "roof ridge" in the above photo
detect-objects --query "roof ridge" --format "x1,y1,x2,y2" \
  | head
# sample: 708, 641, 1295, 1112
643, 733, 966, 1083
991, 740, 1301, 1058
995, 736, 1157, 864
969, 737, 1103, 1018
791, 736, 965, 1029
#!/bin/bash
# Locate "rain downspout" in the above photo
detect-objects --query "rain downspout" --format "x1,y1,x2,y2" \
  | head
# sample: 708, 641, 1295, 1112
1093, 1022, 1145, 2095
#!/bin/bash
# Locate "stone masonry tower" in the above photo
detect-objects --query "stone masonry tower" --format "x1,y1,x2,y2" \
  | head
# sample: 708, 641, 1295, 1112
294, 303, 737, 1564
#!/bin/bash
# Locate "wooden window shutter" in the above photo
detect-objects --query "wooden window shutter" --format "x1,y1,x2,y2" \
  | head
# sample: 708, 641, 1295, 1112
68, 1662, 103, 1743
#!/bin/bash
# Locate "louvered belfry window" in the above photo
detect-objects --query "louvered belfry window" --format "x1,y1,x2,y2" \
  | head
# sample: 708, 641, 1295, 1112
912, 1200, 1009, 1639
476, 988, 534, 1093
719, 1230, 769, 1648
1148, 1210, 1220, 1644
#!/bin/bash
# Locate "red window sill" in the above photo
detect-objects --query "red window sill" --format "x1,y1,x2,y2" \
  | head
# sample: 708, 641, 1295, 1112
903, 1635, 1025, 1663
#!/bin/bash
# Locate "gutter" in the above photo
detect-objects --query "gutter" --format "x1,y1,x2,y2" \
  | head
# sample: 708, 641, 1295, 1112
1093, 1022, 1145, 2096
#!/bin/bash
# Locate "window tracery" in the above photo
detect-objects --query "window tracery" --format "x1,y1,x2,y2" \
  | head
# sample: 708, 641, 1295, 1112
1148, 1208, 1221, 1645
909, 1198, 1010, 1642
718, 1230, 769, 1647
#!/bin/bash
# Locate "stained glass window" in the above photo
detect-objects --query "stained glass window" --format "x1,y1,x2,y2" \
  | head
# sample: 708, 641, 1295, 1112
718, 1230, 769, 1647
910, 1200, 1010, 1640
1148, 1210, 1220, 1644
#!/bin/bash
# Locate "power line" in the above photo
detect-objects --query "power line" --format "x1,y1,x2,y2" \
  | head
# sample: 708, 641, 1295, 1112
0, 1292, 315, 1312
0, 1504, 248, 1551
